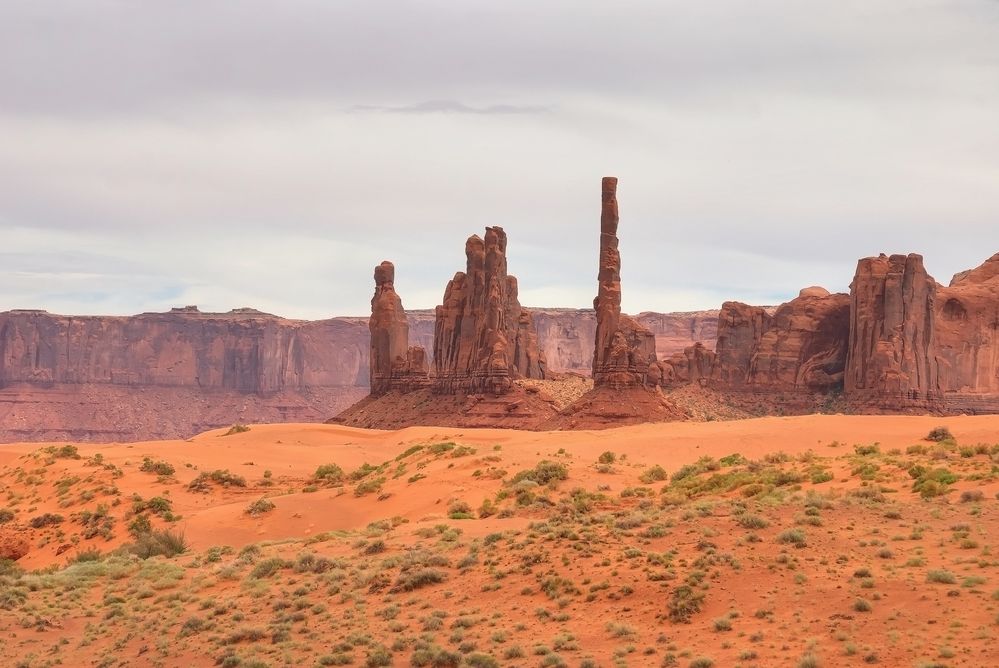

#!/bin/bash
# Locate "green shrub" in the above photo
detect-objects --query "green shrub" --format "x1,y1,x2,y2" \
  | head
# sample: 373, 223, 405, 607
927, 569, 957, 584
639, 465, 669, 484
667, 585, 704, 623
221, 424, 251, 436
355, 477, 386, 497
391, 568, 447, 592
249, 557, 289, 579
736, 514, 769, 529
777, 529, 807, 547
510, 461, 568, 486
125, 529, 188, 559
140, 457, 175, 476
189, 469, 247, 492
245, 498, 276, 516
925, 426, 954, 442
315, 464, 345, 484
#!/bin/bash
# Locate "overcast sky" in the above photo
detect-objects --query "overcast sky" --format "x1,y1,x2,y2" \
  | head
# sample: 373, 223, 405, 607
2, 1, 998, 319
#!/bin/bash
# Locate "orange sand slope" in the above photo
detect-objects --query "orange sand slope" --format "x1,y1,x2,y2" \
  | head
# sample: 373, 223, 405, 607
2, 414, 999, 667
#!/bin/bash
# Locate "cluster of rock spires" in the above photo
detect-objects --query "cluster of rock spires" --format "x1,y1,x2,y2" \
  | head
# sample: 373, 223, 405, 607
354, 175, 999, 428
366, 228, 548, 401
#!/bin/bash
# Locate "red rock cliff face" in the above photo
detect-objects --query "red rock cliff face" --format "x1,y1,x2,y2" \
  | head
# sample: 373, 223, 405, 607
0, 307, 371, 442
592, 177, 656, 387
845, 253, 939, 406
432, 227, 546, 395
935, 253, 999, 411
0, 308, 367, 392
711, 302, 773, 387
745, 288, 850, 392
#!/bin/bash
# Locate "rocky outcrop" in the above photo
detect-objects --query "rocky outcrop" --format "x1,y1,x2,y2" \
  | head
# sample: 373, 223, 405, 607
845, 254, 939, 406
935, 253, 999, 412
743, 288, 850, 392
711, 302, 772, 387
592, 177, 656, 387
368, 262, 429, 395
433, 227, 546, 395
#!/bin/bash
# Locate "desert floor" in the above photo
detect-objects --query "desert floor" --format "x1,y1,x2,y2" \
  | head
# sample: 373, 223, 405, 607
2, 414, 998, 667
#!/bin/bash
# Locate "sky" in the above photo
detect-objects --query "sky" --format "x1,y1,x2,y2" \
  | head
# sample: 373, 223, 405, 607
2, 0, 998, 319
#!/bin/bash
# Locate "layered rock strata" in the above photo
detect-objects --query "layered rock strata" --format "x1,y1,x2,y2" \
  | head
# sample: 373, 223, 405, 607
845, 253, 939, 406
935, 253, 999, 412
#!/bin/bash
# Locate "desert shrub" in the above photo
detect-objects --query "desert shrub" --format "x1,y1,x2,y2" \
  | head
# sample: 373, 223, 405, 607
189, 469, 246, 492
736, 514, 769, 529
927, 569, 957, 584
853, 598, 872, 612
29, 513, 64, 529
689, 657, 714, 668
854, 443, 880, 456
598, 451, 616, 465
178, 615, 207, 638
909, 466, 959, 498
810, 470, 834, 484
314, 464, 345, 484
128, 514, 152, 537
719, 453, 747, 467
249, 557, 289, 579
0, 509, 14, 524
777, 529, 807, 547
925, 426, 954, 442
639, 465, 669, 484
510, 461, 569, 486
140, 457, 175, 476
447, 500, 473, 520
960, 489, 984, 503
667, 585, 704, 623
125, 529, 188, 559
465, 654, 500, 668
69, 547, 103, 563
245, 498, 276, 516
355, 476, 386, 497
427, 441, 457, 455
392, 568, 447, 592
221, 424, 250, 436
42, 444, 81, 459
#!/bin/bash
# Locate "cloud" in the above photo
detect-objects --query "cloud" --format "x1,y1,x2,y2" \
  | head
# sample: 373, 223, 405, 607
0, 1, 998, 319
349, 100, 550, 115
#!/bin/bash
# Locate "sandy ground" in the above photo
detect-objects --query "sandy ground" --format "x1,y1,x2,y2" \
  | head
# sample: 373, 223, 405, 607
1, 414, 998, 667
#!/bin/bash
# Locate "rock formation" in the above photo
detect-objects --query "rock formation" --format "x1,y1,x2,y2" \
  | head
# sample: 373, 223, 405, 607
0, 308, 371, 442
432, 227, 546, 395
711, 302, 773, 388
592, 177, 657, 387
528, 309, 718, 375
746, 288, 850, 392
845, 254, 939, 406
935, 253, 999, 412
706, 288, 849, 393
368, 261, 429, 395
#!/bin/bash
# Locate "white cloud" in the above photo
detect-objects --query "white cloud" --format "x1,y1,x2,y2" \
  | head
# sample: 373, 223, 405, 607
1, 1, 997, 318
